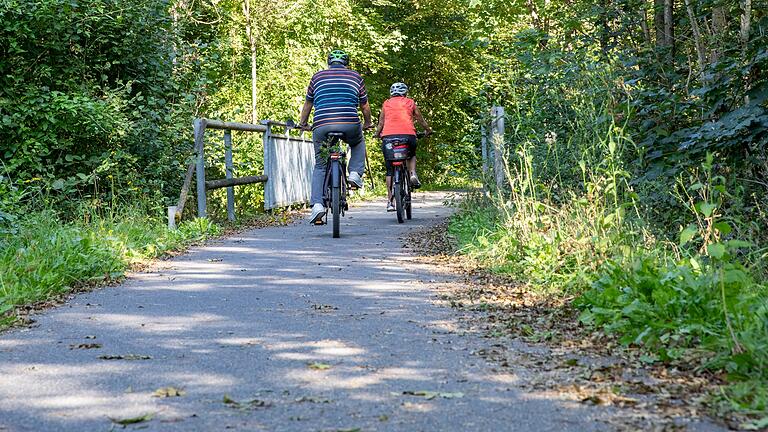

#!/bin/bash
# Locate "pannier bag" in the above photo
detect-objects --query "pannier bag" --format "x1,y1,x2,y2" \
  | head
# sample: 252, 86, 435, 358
381, 139, 410, 161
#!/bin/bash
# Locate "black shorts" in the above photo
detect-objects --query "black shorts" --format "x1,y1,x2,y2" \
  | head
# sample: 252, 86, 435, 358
382, 134, 416, 176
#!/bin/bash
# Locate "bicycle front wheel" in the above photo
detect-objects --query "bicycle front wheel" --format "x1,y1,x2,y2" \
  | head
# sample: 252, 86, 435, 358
332, 186, 341, 238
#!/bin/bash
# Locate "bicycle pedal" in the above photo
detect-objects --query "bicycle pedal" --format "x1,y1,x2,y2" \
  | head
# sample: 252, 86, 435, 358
313, 218, 326, 225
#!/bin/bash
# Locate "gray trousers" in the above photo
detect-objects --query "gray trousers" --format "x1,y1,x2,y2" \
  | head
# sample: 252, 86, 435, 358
310, 123, 366, 205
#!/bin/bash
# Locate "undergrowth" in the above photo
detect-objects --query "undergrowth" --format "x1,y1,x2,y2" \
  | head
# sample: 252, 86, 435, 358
451, 73, 768, 422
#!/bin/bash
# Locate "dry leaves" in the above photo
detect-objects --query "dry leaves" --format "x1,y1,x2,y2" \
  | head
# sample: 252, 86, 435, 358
307, 362, 332, 370
108, 412, 154, 425
153, 387, 185, 398
98, 354, 152, 360
391, 390, 464, 400
222, 394, 271, 410
405, 222, 724, 431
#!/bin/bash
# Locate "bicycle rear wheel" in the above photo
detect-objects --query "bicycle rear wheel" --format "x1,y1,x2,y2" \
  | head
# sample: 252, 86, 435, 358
332, 186, 341, 238
395, 170, 405, 224
405, 176, 412, 220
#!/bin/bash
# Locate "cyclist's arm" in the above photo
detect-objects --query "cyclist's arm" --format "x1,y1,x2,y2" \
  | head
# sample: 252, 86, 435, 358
360, 101, 373, 129
374, 109, 385, 137
413, 104, 432, 134
298, 100, 313, 128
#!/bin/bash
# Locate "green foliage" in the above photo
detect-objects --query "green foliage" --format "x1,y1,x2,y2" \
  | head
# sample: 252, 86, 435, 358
578, 253, 768, 374
0, 0, 201, 211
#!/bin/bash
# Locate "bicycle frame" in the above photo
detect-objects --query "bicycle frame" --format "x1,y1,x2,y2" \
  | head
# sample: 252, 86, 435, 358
319, 134, 349, 237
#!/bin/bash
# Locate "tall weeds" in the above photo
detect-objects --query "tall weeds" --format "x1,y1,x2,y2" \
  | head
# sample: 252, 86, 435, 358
452, 63, 768, 415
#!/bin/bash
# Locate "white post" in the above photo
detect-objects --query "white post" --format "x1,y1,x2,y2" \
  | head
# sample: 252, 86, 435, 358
167, 206, 177, 230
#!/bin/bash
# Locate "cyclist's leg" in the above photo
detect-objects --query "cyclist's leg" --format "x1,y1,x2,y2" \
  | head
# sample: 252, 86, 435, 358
310, 126, 331, 206
385, 160, 394, 205
406, 135, 417, 174
343, 123, 366, 177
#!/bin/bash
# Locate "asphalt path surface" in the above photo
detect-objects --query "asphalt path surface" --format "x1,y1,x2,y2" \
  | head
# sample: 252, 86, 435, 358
1, 192, 636, 431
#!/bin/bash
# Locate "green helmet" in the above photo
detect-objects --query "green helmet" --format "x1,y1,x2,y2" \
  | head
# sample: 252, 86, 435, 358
327, 49, 350, 66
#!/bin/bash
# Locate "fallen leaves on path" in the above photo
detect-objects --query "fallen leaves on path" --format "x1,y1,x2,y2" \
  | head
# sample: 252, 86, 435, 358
307, 362, 332, 370
405, 222, 727, 431
294, 396, 332, 403
391, 390, 464, 400
108, 412, 154, 425
222, 394, 271, 410
153, 387, 185, 398
69, 343, 101, 349
98, 354, 152, 360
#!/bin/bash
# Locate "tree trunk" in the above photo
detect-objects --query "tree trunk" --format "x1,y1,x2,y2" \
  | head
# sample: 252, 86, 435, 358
740, 0, 751, 54
710, 6, 727, 63
684, 0, 706, 76
640, 6, 651, 47
654, 0, 665, 47
664, 0, 674, 52
242, 0, 258, 123
741, 0, 753, 102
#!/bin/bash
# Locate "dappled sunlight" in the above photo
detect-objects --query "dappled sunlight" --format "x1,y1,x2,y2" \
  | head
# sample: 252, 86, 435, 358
399, 401, 436, 412
52, 312, 229, 334
0, 361, 177, 423
285, 365, 438, 391
0, 193, 633, 430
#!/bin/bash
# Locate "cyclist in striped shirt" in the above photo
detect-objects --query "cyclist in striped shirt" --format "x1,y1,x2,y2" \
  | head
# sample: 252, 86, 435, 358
298, 49, 373, 224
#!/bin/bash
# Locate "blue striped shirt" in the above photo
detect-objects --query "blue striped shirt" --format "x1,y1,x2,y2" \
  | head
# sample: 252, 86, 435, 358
306, 64, 368, 128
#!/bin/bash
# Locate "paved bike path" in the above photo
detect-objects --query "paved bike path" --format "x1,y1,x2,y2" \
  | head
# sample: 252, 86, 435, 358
1, 192, 617, 431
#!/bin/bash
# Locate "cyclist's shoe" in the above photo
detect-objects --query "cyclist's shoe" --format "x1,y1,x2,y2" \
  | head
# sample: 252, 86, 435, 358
410, 173, 422, 189
308, 203, 326, 225
387, 201, 395, 212
348, 171, 363, 189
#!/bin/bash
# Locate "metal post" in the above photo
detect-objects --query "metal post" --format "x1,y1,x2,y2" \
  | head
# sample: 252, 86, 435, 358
224, 129, 235, 222
491, 106, 505, 192
194, 118, 207, 218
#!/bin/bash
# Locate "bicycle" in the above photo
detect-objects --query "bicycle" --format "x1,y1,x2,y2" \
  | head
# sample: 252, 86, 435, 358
381, 131, 429, 224
314, 131, 355, 238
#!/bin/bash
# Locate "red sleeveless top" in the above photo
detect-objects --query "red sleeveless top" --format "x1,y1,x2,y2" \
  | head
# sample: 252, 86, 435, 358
381, 96, 416, 136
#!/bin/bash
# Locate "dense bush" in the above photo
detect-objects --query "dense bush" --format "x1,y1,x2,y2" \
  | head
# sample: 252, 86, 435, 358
0, 0, 199, 211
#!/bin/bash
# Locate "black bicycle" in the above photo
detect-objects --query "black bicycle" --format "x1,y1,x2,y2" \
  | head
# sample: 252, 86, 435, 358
314, 132, 354, 238
382, 131, 429, 223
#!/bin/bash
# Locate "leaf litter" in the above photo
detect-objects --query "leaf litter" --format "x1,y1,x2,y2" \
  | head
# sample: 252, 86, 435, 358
98, 354, 152, 360
406, 222, 729, 431
307, 362, 332, 370
108, 412, 154, 425
153, 387, 185, 398
391, 390, 464, 400
222, 394, 272, 410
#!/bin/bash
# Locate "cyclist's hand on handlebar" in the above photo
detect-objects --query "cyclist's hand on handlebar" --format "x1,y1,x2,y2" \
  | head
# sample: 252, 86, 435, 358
363, 122, 374, 131
298, 122, 311, 131
425, 127, 433, 136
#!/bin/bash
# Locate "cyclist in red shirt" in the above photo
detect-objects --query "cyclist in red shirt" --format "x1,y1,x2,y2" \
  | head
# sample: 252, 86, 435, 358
374, 82, 432, 212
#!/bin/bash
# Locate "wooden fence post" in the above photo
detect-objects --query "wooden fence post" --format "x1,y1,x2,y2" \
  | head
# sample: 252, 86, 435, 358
194, 118, 207, 218
490, 106, 505, 192
224, 129, 235, 222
